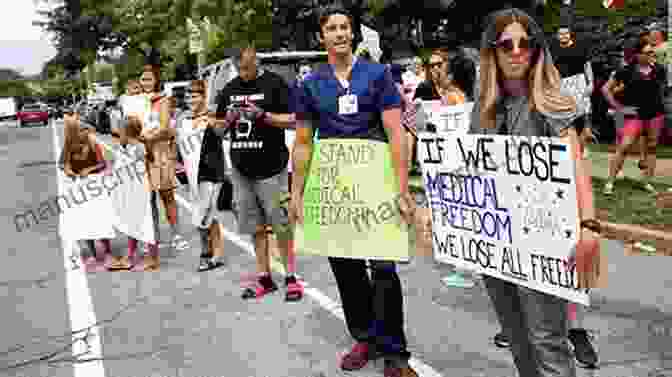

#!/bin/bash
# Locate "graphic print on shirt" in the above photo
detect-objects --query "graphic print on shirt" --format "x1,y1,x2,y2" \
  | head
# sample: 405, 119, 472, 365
230, 93, 265, 149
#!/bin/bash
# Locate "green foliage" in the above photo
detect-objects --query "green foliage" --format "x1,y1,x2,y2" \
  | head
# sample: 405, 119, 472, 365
544, 0, 658, 33
367, 0, 387, 17
0, 80, 35, 98
204, 0, 273, 64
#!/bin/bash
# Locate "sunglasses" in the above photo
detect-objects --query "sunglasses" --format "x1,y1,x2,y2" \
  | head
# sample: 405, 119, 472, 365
492, 38, 538, 53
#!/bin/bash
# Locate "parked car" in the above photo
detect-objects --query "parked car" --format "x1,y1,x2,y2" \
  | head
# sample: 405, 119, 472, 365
17, 104, 49, 127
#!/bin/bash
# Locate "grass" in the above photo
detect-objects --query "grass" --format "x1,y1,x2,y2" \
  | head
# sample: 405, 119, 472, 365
591, 176, 672, 226
590, 143, 672, 160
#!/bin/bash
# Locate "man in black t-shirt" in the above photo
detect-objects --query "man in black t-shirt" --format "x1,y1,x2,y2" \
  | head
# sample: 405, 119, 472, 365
551, 26, 595, 157
215, 46, 303, 302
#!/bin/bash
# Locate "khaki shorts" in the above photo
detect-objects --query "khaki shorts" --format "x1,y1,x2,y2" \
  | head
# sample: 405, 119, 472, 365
231, 168, 292, 240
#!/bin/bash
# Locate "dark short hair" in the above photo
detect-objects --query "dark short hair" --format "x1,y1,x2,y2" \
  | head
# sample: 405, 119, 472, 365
318, 4, 353, 34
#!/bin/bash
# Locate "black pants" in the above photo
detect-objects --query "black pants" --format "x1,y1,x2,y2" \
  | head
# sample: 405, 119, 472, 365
328, 257, 411, 364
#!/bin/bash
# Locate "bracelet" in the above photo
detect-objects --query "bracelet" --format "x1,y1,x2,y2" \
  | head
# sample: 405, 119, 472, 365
580, 219, 602, 234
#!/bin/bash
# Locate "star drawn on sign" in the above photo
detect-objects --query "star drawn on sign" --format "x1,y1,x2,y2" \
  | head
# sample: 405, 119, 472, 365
69, 254, 80, 270
556, 188, 565, 200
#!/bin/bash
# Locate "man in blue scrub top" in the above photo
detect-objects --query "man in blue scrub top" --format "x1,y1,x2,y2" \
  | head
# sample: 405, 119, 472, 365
289, 6, 418, 377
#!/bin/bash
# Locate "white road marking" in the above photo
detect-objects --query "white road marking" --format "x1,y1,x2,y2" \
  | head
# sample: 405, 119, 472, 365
51, 121, 106, 377
100, 139, 444, 377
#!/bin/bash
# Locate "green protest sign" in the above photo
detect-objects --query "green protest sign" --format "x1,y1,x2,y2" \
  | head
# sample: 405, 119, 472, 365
295, 139, 410, 261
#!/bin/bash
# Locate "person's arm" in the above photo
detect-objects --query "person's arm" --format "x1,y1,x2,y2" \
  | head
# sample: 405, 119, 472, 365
262, 112, 296, 129
559, 126, 595, 223
584, 60, 594, 95
601, 76, 625, 111
213, 88, 239, 129
292, 120, 314, 196
377, 68, 409, 200
558, 125, 600, 287
291, 78, 316, 198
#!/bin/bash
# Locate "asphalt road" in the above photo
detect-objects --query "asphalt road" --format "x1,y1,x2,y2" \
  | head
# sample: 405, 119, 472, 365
1, 118, 671, 377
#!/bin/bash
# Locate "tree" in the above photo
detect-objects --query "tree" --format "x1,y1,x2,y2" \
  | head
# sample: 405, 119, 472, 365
544, 0, 659, 33
0, 80, 34, 98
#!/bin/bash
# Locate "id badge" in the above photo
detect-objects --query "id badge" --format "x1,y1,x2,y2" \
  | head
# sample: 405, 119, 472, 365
338, 94, 358, 115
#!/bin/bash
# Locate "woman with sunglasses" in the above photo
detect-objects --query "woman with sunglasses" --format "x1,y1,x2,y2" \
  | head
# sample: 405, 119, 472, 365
469, 8, 601, 377
602, 32, 666, 195
413, 49, 447, 102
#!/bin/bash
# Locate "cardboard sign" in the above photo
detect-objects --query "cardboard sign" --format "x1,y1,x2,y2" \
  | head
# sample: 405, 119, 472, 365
295, 139, 409, 261
418, 132, 588, 305
421, 101, 474, 134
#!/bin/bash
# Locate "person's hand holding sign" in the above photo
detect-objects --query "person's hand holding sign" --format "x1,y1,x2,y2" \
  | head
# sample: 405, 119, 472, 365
568, 223, 602, 289
397, 192, 416, 226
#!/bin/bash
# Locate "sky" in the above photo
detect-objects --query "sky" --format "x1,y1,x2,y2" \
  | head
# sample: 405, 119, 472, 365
0, 0, 57, 76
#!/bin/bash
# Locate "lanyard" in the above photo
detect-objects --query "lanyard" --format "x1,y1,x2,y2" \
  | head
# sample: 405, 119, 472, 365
335, 57, 356, 96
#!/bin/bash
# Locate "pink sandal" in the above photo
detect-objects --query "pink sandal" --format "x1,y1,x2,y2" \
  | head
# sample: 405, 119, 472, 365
285, 278, 304, 302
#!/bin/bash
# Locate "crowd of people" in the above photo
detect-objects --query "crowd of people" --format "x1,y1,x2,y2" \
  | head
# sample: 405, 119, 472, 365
56, 5, 668, 377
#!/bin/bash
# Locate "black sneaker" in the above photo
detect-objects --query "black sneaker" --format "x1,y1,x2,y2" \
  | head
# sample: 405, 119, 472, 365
568, 328, 598, 368
493, 332, 510, 348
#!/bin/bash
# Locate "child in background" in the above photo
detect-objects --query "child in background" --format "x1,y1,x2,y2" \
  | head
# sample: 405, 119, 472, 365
62, 113, 114, 272
108, 115, 154, 271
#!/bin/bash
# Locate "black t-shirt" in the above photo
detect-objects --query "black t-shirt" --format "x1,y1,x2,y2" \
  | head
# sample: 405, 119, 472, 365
216, 71, 290, 179
413, 80, 441, 100
551, 39, 589, 79
614, 63, 666, 120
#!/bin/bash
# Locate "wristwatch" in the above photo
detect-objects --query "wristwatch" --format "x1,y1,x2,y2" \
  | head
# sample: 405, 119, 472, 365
580, 219, 602, 234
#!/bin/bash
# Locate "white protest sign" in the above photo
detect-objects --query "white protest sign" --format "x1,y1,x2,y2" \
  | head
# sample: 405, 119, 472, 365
421, 101, 474, 134
176, 120, 211, 227
109, 145, 156, 243
357, 24, 382, 62
285, 129, 296, 173
59, 173, 117, 241
418, 132, 588, 305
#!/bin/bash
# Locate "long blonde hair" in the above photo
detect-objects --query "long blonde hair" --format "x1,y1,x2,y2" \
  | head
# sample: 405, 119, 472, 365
63, 114, 91, 164
479, 11, 575, 129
